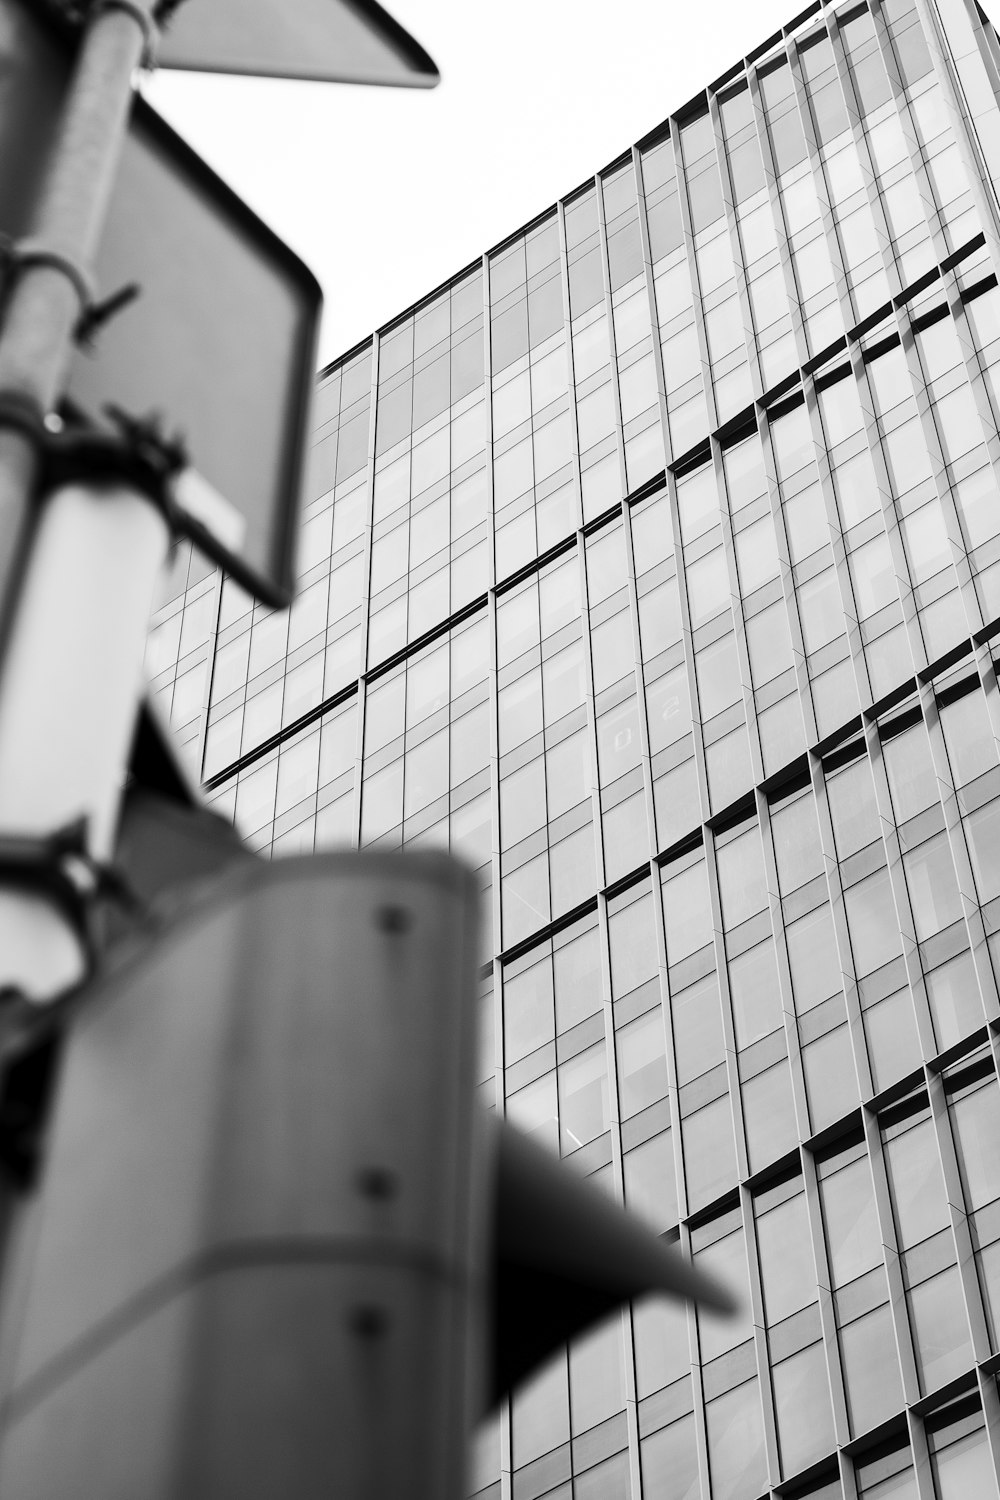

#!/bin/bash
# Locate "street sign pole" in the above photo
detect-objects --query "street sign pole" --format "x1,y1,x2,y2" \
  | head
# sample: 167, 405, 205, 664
0, 0, 152, 617
0, 0, 164, 1000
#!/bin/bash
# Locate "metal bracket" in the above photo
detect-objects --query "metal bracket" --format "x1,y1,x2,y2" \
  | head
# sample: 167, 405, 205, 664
0, 816, 139, 952
74, 279, 141, 348
5, 239, 96, 322
0, 390, 48, 446
55, 407, 188, 535
0, 394, 189, 535
0, 236, 140, 348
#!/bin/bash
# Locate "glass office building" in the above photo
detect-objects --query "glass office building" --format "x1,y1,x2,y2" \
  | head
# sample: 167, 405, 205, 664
145, 0, 1000, 1494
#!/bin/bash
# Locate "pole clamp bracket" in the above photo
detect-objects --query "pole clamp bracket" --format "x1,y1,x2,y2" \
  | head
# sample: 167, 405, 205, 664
39, 409, 189, 536
0, 396, 188, 532
0, 390, 48, 447
0, 816, 140, 978
5, 238, 96, 324
0, 236, 140, 347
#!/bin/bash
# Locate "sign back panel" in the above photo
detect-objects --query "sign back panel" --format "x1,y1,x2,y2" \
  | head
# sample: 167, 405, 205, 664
0, 0, 323, 607
66, 102, 322, 607
156, 0, 439, 87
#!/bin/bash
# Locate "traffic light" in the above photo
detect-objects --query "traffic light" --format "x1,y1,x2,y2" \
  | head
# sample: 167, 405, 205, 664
0, 851, 732, 1498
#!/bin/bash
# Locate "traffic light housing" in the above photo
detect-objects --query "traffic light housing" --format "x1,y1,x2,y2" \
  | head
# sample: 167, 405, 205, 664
0, 851, 731, 1498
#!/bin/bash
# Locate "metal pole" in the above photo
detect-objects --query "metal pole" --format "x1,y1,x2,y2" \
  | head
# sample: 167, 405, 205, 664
0, 478, 169, 997
0, 0, 162, 999
0, 0, 153, 612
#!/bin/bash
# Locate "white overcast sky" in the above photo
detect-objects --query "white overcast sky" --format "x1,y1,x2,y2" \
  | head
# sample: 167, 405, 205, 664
143, 0, 797, 369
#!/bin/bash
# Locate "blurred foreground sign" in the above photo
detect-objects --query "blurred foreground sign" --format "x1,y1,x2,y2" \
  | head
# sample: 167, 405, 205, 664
66, 103, 321, 608
156, 0, 439, 86
0, 0, 323, 606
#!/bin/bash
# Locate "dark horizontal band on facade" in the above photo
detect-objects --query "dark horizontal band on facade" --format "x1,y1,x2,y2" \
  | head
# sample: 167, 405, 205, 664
203, 678, 359, 791
496, 896, 599, 967
364, 592, 488, 684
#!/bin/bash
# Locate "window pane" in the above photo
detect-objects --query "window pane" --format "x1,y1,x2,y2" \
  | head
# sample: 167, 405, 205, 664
569, 1315, 625, 1433
623, 1130, 677, 1232
756, 1188, 815, 1323
574, 1451, 630, 1500
705, 1380, 767, 1500
511, 1352, 568, 1467
553, 928, 602, 1033
663, 859, 712, 962
773, 1341, 835, 1477
617, 1010, 669, 1116
771, 789, 823, 893
908, 1266, 972, 1392
786, 904, 842, 1012
884, 1115, 949, 1247
632, 1293, 689, 1397
818, 1151, 882, 1286
640, 1414, 699, 1500
844, 867, 901, 976
939, 690, 995, 789
950, 1081, 1000, 1212
882, 723, 938, 823
696, 1226, 753, 1362
504, 957, 553, 1063
965, 799, 1000, 903
826, 756, 880, 857
559, 1044, 609, 1152
904, 834, 963, 941
729, 939, 782, 1048
716, 825, 768, 928
671, 972, 724, 1083
840, 1304, 904, 1434
930, 1422, 996, 1500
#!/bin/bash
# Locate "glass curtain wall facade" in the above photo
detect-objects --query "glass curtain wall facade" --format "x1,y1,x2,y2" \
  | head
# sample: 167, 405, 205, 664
145, 0, 1000, 1494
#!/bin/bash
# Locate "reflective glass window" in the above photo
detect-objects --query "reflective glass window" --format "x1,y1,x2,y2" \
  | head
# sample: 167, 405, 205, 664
883, 1111, 949, 1247
617, 1009, 668, 1116
553, 927, 602, 1033
771, 788, 823, 893
609, 890, 659, 996
695, 1222, 753, 1361
504, 956, 554, 1063
786, 904, 842, 1012
939, 688, 996, 789
511, 1353, 569, 1467
559, 1043, 609, 1151
716, 825, 768, 928
826, 755, 880, 857
640, 1415, 699, 1500
729, 939, 782, 1048
705, 1380, 767, 1500
844, 867, 901, 975
632, 1293, 689, 1397
840, 1303, 904, 1434
817, 1146, 882, 1287
671, 972, 724, 1083
756, 1184, 815, 1323
569, 1315, 625, 1434
663, 857, 712, 962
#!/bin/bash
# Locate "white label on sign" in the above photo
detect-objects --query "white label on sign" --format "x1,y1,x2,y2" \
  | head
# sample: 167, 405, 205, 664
171, 467, 247, 555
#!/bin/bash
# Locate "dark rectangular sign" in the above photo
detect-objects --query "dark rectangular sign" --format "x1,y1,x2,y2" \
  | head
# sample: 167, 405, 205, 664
67, 102, 322, 608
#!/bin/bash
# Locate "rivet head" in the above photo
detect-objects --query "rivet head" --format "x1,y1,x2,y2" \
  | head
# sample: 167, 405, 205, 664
350, 1305, 388, 1338
357, 1166, 396, 1200
375, 905, 411, 934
